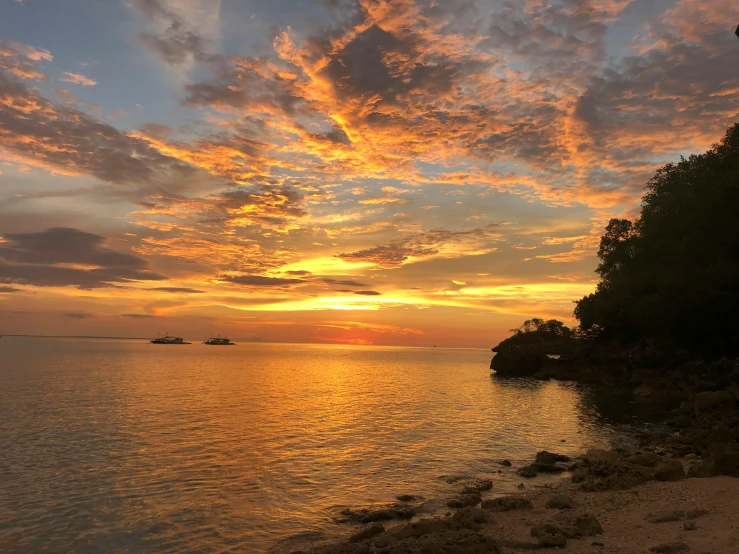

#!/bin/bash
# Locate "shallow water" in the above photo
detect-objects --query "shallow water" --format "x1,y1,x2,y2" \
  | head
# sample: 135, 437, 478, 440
0, 337, 648, 553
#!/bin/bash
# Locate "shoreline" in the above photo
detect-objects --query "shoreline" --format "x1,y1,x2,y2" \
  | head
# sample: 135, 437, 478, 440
294, 450, 739, 554
294, 367, 739, 554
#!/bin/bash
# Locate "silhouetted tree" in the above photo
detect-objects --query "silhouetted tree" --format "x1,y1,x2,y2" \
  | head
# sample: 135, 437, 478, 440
493, 318, 577, 354
575, 123, 739, 357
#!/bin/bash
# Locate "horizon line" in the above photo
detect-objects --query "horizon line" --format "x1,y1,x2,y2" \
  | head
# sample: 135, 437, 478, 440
0, 334, 482, 349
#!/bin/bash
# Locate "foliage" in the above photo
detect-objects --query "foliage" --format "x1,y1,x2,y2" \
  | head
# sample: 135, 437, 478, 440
492, 318, 579, 354
574, 123, 739, 357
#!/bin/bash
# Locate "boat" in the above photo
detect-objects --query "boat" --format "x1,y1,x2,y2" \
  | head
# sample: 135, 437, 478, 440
204, 335, 235, 345
150, 333, 190, 344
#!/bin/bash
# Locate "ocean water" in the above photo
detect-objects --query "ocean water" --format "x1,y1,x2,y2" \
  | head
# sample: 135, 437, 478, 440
0, 337, 648, 553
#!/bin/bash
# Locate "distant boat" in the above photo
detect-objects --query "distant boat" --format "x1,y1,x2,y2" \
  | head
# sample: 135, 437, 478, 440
204, 335, 235, 345
150, 333, 190, 344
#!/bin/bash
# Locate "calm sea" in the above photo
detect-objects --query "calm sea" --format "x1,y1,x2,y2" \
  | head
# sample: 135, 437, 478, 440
0, 337, 650, 553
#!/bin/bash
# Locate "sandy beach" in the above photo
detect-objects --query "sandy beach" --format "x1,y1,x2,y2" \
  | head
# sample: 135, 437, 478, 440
301, 449, 739, 554
485, 474, 739, 553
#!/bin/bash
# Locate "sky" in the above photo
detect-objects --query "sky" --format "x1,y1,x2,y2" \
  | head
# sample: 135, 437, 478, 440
0, 0, 737, 347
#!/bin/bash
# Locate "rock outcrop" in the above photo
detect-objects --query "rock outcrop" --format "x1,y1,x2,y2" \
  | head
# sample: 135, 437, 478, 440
490, 344, 549, 376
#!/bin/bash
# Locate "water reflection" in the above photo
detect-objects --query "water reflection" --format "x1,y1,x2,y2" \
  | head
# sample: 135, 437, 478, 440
1, 338, 648, 553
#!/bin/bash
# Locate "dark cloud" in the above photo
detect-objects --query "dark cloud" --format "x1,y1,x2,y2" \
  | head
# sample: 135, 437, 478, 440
220, 274, 305, 287
572, 34, 739, 162
0, 228, 165, 289
286, 270, 312, 276
0, 286, 21, 293
339, 223, 499, 268
471, 105, 566, 165
151, 287, 205, 294
0, 64, 213, 195
121, 313, 157, 318
484, 0, 607, 73
316, 22, 482, 106
183, 58, 303, 115
309, 126, 351, 145
129, 0, 214, 66
321, 278, 368, 287
1, 228, 145, 268
218, 187, 308, 225
354, 290, 381, 296
65, 312, 93, 319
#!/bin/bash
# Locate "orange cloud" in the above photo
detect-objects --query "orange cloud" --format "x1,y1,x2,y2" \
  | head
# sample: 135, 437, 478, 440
60, 72, 97, 86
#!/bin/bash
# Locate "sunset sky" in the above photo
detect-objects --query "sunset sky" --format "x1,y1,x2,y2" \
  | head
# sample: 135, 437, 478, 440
0, 0, 737, 346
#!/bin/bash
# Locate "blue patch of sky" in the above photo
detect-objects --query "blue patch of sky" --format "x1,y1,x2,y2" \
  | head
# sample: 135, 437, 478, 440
0, 0, 206, 132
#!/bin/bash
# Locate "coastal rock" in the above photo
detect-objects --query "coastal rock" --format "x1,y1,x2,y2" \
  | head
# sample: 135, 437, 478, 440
683, 521, 697, 531
531, 524, 567, 548
516, 465, 538, 478
447, 492, 482, 508
552, 513, 604, 538
653, 458, 686, 482
389, 516, 502, 553
536, 451, 571, 464
336, 504, 415, 524
452, 507, 488, 529
348, 524, 384, 543
498, 459, 512, 467
461, 479, 493, 494
571, 448, 684, 491
481, 495, 532, 511
528, 451, 570, 473
490, 345, 549, 377
688, 442, 739, 477
625, 453, 661, 467
545, 494, 577, 509
394, 518, 453, 539
396, 495, 416, 502
694, 390, 733, 416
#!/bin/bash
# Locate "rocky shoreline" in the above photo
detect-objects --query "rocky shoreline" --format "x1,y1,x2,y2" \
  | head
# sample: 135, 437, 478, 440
290, 358, 739, 554
489, 348, 739, 479
292, 448, 737, 554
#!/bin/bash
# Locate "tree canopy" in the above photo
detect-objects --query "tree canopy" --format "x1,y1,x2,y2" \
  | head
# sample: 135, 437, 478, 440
575, 123, 739, 358
492, 318, 578, 354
